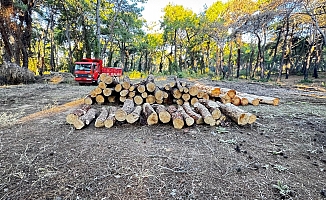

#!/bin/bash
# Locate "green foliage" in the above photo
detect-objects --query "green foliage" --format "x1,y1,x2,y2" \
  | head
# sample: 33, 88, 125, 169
273, 181, 293, 198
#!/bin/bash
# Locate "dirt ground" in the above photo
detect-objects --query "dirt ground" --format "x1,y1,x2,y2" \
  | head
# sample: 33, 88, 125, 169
0, 74, 325, 199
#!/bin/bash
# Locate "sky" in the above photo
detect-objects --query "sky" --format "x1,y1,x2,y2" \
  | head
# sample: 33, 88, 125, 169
141, 0, 218, 28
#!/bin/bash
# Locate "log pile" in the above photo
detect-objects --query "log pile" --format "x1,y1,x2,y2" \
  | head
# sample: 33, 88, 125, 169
67, 74, 280, 129
0, 61, 35, 85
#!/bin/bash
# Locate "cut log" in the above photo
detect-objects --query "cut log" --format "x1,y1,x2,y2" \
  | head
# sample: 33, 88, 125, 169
247, 113, 257, 124
154, 104, 171, 123
126, 105, 142, 124
66, 104, 91, 125
202, 93, 210, 100
122, 76, 131, 89
220, 88, 236, 99
73, 108, 97, 129
129, 85, 136, 92
103, 88, 113, 97
104, 106, 117, 128
236, 95, 249, 106
198, 99, 222, 120
115, 83, 122, 92
236, 92, 260, 106
128, 91, 136, 98
115, 99, 135, 121
182, 93, 191, 102
145, 74, 156, 92
108, 96, 116, 103
137, 84, 146, 93
172, 88, 182, 99
98, 81, 107, 89
256, 95, 279, 106
119, 96, 127, 103
193, 83, 221, 97
164, 84, 171, 91
167, 105, 184, 129
95, 107, 109, 128
163, 91, 169, 99
231, 96, 241, 106
120, 89, 129, 97
154, 87, 164, 101
141, 92, 148, 98
173, 98, 184, 106
99, 73, 108, 82
84, 95, 94, 105
95, 94, 105, 104
142, 103, 158, 125
197, 90, 205, 99
215, 102, 250, 125
219, 93, 232, 104
146, 95, 156, 104
178, 106, 194, 126
182, 102, 204, 124
194, 102, 215, 126
155, 99, 164, 104
94, 87, 103, 95
134, 95, 144, 105
189, 85, 199, 96
89, 89, 98, 98
183, 86, 189, 93
174, 76, 183, 92
104, 75, 113, 85
190, 97, 199, 105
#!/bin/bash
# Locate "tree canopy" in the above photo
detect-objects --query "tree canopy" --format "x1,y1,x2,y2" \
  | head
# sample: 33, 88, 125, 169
0, 0, 325, 80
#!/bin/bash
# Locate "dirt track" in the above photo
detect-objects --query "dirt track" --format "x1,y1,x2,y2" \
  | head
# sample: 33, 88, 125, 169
0, 77, 326, 199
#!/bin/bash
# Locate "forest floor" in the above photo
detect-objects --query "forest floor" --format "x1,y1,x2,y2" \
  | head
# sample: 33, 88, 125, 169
0, 73, 325, 199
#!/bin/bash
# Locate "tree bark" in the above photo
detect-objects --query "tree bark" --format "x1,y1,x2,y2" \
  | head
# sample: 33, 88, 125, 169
126, 105, 142, 124
73, 108, 97, 129
182, 102, 203, 124
66, 104, 91, 125
194, 102, 215, 126
142, 103, 158, 125
104, 106, 117, 128
115, 99, 135, 121
154, 104, 171, 124
95, 107, 109, 128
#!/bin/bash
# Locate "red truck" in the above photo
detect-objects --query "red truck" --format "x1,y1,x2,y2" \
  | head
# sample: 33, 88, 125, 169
74, 58, 122, 84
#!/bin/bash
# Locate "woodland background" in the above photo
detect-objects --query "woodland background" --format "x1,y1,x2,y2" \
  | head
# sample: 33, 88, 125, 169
0, 0, 325, 81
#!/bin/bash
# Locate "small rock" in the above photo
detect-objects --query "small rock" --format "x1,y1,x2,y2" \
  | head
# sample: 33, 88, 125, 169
320, 190, 326, 197
235, 145, 241, 153
253, 163, 260, 170
320, 157, 326, 163
283, 155, 288, 159
236, 167, 241, 172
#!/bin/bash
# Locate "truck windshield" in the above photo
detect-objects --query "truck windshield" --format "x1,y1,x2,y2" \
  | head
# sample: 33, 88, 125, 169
75, 64, 92, 71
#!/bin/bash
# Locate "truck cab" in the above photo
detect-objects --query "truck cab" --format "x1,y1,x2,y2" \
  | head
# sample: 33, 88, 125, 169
74, 58, 102, 84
